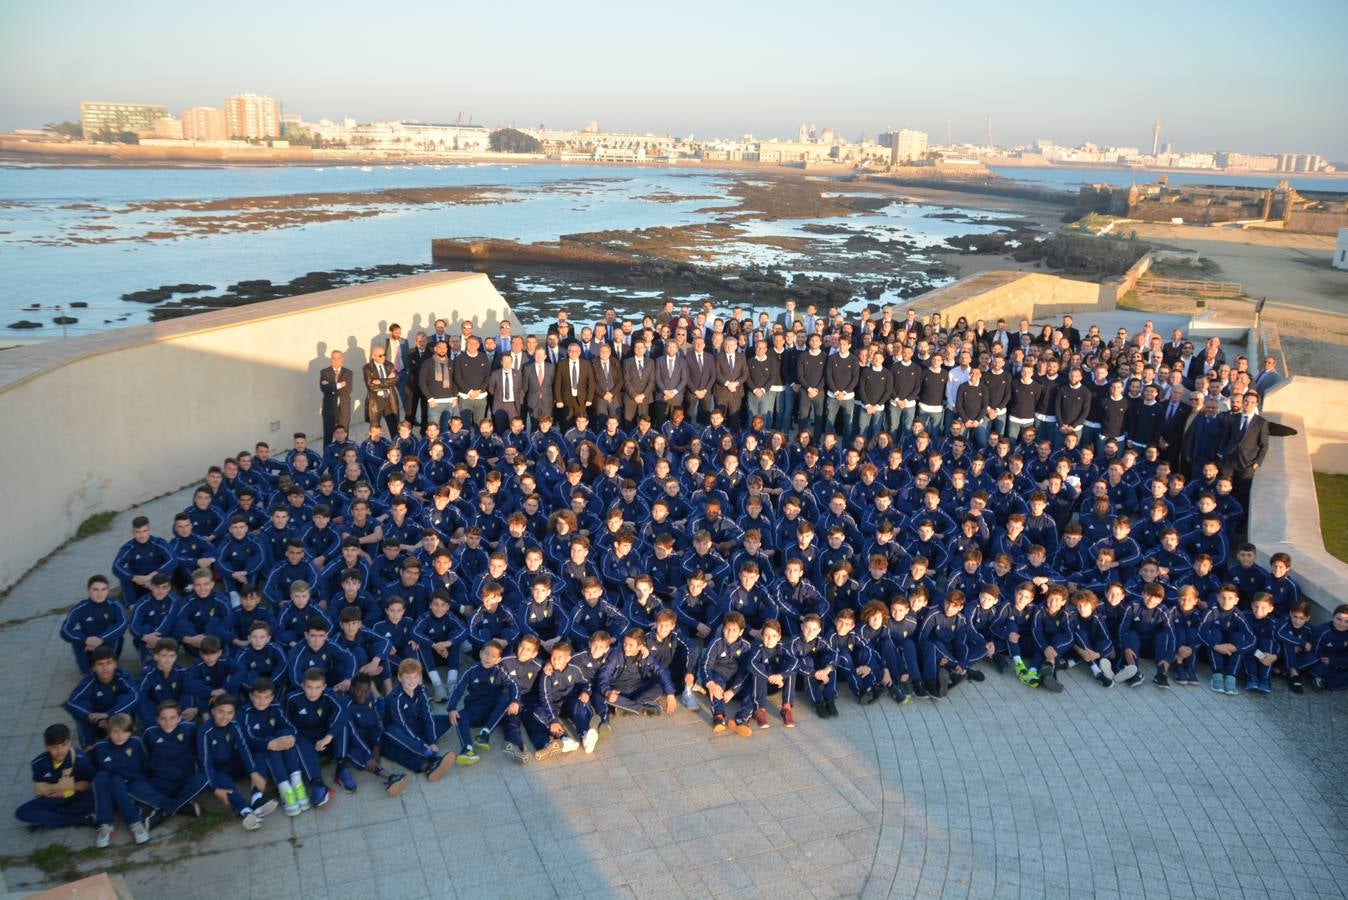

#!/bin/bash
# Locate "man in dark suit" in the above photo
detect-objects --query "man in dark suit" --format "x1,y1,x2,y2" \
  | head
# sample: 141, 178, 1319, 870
319, 350, 353, 446
683, 334, 716, 424
1157, 389, 1189, 469
653, 341, 688, 423
490, 352, 525, 433
522, 347, 555, 427
384, 323, 411, 425
1060, 315, 1082, 352
714, 335, 749, 426
363, 345, 401, 438
554, 343, 595, 426
406, 331, 432, 431
621, 340, 655, 427
592, 343, 624, 424
1221, 390, 1269, 509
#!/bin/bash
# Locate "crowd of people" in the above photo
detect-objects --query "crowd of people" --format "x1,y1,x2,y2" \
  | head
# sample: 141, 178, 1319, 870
18, 298, 1348, 851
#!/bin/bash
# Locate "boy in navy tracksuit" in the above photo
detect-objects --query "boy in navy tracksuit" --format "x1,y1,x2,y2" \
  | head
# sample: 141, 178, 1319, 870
184, 636, 238, 710
537, 642, 600, 757
411, 591, 468, 702
991, 584, 1038, 686
829, 609, 881, 702
647, 609, 700, 709
222, 584, 276, 652
61, 575, 127, 675
174, 569, 231, 653
791, 613, 838, 718
1170, 586, 1205, 686
286, 618, 358, 693
1029, 586, 1076, 693
1277, 602, 1317, 693
197, 694, 278, 830
918, 592, 987, 699
229, 621, 289, 698
1070, 590, 1116, 687
1244, 592, 1280, 694
700, 612, 755, 736
1118, 584, 1175, 688
381, 658, 454, 779
373, 596, 417, 679
112, 516, 176, 605
283, 669, 351, 807
137, 639, 197, 728
1310, 604, 1348, 690
334, 606, 393, 687
242, 679, 311, 816
885, 596, 924, 699
65, 647, 139, 748
340, 675, 408, 795
90, 715, 152, 846
858, 601, 909, 704
598, 628, 677, 717
568, 632, 617, 731
1199, 585, 1256, 695
500, 635, 551, 762
141, 700, 209, 826
14, 723, 96, 832
738, 620, 797, 729
130, 574, 180, 667
447, 641, 519, 765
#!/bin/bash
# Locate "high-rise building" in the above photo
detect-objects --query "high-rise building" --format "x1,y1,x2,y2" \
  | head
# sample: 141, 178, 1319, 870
79, 101, 169, 139
182, 107, 229, 142
225, 93, 281, 139
889, 129, 928, 164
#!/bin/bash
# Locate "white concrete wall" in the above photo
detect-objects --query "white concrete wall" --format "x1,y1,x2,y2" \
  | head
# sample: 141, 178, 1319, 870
0, 272, 517, 591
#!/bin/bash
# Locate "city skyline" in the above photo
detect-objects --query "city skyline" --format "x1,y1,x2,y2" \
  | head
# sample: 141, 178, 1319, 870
2, 0, 1347, 159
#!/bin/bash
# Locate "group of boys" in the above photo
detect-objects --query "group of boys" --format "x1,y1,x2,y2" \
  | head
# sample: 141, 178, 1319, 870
19, 304, 1348, 849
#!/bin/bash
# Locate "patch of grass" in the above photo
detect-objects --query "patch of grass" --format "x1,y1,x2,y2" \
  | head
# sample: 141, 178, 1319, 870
75, 511, 117, 539
28, 843, 76, 874
1313, 472, 1348, 563
176, 810, 230, 841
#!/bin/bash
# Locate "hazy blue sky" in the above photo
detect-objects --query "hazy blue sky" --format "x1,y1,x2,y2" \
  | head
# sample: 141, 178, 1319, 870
3, 0, 1345, 158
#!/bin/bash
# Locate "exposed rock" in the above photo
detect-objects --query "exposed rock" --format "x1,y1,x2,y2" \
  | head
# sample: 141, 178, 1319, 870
122, 289, 171, 303
158, 283, 215, 293
52, 316, 78, 325
70, 301, 89, 308
8, 320, 42, 329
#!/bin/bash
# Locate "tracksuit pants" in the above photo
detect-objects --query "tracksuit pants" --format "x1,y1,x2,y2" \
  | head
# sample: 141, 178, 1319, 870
16, 793, 95, 828
504, 703, 550, 750
1120, 631, 1175, 669
454, 695, 513, 750
534, 696, 593, 735
381, 716, 451, 772
93, 771, 143, 826
736, 671, 794, 719
799, 669, 838, 703
609, 679, 667, 714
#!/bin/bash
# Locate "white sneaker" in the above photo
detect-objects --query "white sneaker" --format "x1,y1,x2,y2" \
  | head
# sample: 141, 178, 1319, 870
432, 682, 448, 703
560, 736, 580, 753
582, 727, 599, 754
1115, 663, 1138, 684
96, 823, 113, 848
1099, 658, 1114, 680
131, 821, 150, 844
446, 669, 460, 687
241, 812, 262, 831
681, 686, 700, 710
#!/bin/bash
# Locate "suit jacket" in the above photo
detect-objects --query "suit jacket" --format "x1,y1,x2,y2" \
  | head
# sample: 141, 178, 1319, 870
491, 368, 525, 419
621, 356, 655, 404
522, 360, 556, 418
1222, 412, 1270, 474
1157, 399, 1188, 449
384, 338, 410, 378
554, 357, 596, 412
654, 353, 689, 404
320, 366, 353, 417
407, 346, 433, 390
684, 350, 717, 397
592, 356, 624, 405
1252, 370, 1281, 398
1061, 326, 1082, 350
714, 351, 748, 401
363, 361, 400, 421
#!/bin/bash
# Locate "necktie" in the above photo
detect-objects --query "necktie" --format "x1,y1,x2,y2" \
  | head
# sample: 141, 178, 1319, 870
637, 359, 643, 376
728, 354, 734, 369
1240, 415, 1248, 432
603, 362, 609, 378
504, 372, 513, 403
391, 346, 402, 374
571, 361, 579, 396
697, 353, 703, 367
668, 357, 674, 374
377, 363, 385, 380
538, 367, 544, 386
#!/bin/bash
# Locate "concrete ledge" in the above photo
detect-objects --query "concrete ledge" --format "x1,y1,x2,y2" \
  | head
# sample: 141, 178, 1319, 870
0, 272, 517, 592
1249, 402, 1348, 620
904, 270, 1112, 325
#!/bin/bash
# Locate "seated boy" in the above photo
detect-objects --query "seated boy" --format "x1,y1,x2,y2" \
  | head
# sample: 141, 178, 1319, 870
919, 591, 987, 698
229, 621, 289, 699
1277, 602, 1317, 694
380, 659, 454, 779
243, 678, 312, 816
790, 613, 839, 718
1311, 603, 1348, 691
334, 606, 393, 688
830, 608, 882, 703
598, 628, 677, 718
536, 642, 600, 758
65, 646, 138, 748
90, 714, 152, 846
1118, 583, 1175, 689
1244, 592, 1280, 694
1199, 584, 1255, 695
699, 612, 755, 736
137, 638, 196, 729
282, 668, 350, 808
737, 619, 797, 729
61, 574, 127, 675
410, 591, 468, 702
141, 700, 210, 826
340, 675, 407, 795
499, 635, 552, 763
130, 574, 181, 668
1069, 590, 1116, 688
184, 636, 238, 711
446, 640, 518, 766
645, 610, 699, 709
14, 723, 96, 832
1170, 586, 1204, 686
286, 617, 357, 694
197, 694, 278, 831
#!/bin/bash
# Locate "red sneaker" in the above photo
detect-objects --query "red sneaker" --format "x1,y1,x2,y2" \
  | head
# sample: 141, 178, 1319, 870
781, 705, 795, 728
754, 708, 771, 729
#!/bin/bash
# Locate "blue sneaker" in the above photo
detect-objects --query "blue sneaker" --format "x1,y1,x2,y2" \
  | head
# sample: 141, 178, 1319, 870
336, 766, 358, 793
1210, 673, 1224, 693
1223, 675, 1238, 695
312, 784, 331, 808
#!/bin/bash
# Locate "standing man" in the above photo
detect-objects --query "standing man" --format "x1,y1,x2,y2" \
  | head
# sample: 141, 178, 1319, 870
522, 347, 555, 428
714, 336, 748, 427
1221, 391, 1269, 510
363, 346, 401, 438
621, 340, 655, 427
654, 341, 688, 423
319, 350, 353, 447
555, 343, 596, 426
778, 300, 798, 331
1252, 357, 1281, 401
592, 343, 624, 424
824, 336, 860, 438
453, 336, 491, 427
384, 324, 412, 425
490, 352, 525, 433
418, 340, 458, 431
683, 335, 717, 425
406, 331, 431, 432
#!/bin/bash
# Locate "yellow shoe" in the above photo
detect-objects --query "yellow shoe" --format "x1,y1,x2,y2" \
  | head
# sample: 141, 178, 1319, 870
731, 721, 753, 738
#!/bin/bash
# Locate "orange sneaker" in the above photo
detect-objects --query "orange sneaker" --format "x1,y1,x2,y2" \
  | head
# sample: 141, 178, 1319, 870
731, 720, 753, 737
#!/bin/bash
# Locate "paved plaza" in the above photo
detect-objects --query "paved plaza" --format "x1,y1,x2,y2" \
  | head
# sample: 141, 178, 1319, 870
1, 485, 1346, 899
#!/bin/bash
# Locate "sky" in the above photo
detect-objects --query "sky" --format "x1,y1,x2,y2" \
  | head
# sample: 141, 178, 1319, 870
3, 0, 1346, 159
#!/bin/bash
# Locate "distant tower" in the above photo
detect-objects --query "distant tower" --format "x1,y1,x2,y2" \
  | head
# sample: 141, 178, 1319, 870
985, 116, 992, 149
1152, 118, 1161, 156
946, 119, 952, 147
